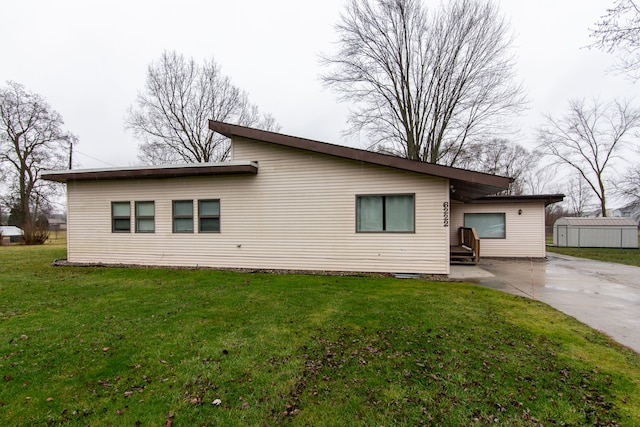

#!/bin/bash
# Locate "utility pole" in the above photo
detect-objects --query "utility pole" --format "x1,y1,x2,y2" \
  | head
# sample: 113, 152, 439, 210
68, 139, 73, 170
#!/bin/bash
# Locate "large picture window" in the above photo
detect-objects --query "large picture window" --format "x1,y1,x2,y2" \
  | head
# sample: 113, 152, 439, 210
173, 200, 194, 233
199, 199, 220, 233
464, 213, 506, 239
135, 201, 155, 233
356, 194, 415, 232
111, 202, 131, 233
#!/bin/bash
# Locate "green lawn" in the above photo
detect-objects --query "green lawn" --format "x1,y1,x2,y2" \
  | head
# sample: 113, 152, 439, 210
1, 244, 639, 426
546, 245, 640, 267
546, 231, 640, 267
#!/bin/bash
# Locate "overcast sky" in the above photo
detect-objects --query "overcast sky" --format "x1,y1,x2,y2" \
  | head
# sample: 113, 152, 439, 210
2, 0, 637, 172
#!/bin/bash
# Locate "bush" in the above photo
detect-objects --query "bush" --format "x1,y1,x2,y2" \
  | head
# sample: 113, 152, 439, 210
22, 223, 49, 245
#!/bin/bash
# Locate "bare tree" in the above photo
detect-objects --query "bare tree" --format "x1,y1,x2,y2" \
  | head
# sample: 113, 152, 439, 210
524, 163, 559, 196
566, 173, 595, 216
0, 81, 75, 244
455, 138, 535, 195
537, 99, 640, 217
321, 0, 526, 165
127, 51, 279, 165
545, 203, 570, 229
616, 163, 640, 200
590, 0, 640, 81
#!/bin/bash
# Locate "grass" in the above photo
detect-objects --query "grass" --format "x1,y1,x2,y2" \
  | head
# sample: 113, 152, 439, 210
546, 231, 640, 267
546, 245, 640, 267
1, 243, 640, 426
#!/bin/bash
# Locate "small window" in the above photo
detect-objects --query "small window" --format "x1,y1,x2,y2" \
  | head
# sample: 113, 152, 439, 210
199, 199, 220, 233
173, 200, 193, 233
112, 202, 131, 233
135, 201, 155, 233
356, 194, 415, 232
464, 213, 506, 239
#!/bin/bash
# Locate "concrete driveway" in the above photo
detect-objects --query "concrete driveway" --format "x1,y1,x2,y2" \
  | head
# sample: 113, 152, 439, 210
450, 253, 640, 354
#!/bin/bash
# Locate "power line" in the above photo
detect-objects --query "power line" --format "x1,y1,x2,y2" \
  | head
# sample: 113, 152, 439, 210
74, 150, 120, 167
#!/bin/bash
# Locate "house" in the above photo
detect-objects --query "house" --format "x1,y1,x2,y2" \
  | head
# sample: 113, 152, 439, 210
613, 200, 640, 222
553, 217, 639, 249
451, 194, 564, 259
0, 225, 24, 245
42, 121, 563, 275
47, 214, 67, 232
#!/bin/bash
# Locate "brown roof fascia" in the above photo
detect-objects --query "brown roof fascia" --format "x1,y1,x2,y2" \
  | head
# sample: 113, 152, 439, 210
209, 121, 513, 192
42, 163, 258, 183
470, 194, 565, 206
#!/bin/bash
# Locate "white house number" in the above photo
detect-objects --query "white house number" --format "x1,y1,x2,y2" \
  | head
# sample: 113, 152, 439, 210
443, 202, 449, 227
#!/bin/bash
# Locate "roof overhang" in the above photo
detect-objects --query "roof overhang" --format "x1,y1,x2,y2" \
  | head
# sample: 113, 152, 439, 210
469, 194, 565, 206
42, 161, 259, 183
209, 121, 512, 201
557, 217, 638, 227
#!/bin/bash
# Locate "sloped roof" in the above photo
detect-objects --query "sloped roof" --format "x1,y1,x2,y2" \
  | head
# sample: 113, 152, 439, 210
617, 204, 640, 222
557, 217, 638, 227
209, 121, 512, 201
0, 226, 24, 237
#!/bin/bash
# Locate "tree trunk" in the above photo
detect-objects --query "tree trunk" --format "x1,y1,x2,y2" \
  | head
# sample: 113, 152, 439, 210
599, 179, 607, 217
19, 160, 34, 243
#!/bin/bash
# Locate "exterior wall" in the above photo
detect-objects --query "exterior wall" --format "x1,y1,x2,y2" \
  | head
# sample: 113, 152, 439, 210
66, 138, 451, 274
450, 201, 546, 258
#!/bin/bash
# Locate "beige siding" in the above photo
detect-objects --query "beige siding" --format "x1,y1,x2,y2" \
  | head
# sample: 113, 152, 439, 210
450, 201, 546, 258
67, 138, 451, 274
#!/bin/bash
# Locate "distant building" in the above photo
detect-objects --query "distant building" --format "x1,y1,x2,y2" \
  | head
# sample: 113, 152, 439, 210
612, 200, 640, 222
47, 215, 67, 232
0, 226, 24, 245
553, 217, 639, 248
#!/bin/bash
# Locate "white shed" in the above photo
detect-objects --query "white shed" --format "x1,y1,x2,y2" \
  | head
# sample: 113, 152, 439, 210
0, 226, 24, 245
553, 217, 639, 248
